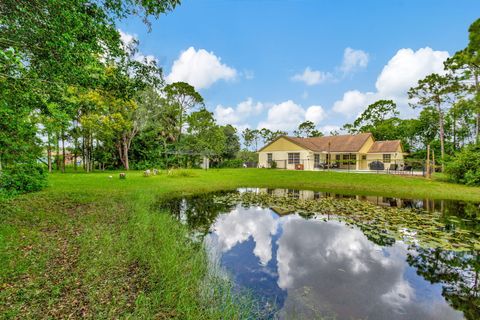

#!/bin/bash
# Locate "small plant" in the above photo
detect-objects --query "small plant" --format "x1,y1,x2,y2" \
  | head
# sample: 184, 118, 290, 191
269, 161, 277, 169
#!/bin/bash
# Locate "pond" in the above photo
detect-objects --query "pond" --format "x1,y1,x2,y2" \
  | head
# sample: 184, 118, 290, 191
159, 188, 480, 319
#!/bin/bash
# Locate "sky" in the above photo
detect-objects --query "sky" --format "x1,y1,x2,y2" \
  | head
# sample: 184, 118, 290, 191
118, 0, 479, 134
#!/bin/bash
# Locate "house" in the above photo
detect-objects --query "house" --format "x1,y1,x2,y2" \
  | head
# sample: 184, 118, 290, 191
257, 133, 406, 171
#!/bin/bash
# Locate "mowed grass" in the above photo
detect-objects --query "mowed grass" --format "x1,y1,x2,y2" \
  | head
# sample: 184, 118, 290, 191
1, 169, 479, 319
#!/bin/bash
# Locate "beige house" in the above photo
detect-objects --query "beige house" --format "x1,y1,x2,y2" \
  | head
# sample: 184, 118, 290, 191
257, 133, 406, 171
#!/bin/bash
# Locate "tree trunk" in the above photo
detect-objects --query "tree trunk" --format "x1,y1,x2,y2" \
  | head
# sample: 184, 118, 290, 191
452, 112, 457, 150
61, 129, 66, 173
475, 74, 480, 143
123, 139, 129, 170
90, 135, 94, 172
437, 102, 445, 172
47, 132, 52, 173
56, 132, 60, 171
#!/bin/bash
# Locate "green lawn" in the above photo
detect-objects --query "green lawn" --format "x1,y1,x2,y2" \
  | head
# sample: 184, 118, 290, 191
1, 169, 479, 319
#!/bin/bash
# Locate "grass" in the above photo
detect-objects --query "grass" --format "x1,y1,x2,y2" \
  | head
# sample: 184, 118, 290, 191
1, 168, 479, 319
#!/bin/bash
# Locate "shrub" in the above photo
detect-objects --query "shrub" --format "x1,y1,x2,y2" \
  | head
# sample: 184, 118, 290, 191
0, 163, 48, 196
218, 159, 243, 168
445, 144, 480, 186
269, 161, 277, 169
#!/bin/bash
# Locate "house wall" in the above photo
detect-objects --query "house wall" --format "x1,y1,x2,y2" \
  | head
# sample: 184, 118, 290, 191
366, 147, 404, 169
259, 150, 314, 170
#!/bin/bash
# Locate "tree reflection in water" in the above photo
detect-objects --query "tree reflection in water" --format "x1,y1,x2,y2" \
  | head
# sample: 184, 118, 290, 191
407, 247, 479, 320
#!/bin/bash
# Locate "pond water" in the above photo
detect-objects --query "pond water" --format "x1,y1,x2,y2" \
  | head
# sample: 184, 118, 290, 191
160, 189, 480, 320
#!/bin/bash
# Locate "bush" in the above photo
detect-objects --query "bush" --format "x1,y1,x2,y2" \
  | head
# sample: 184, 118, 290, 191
269, 161, 277, 169
218, 159, 243, 168
445, 144, 480, 186
0, 163, 48, 196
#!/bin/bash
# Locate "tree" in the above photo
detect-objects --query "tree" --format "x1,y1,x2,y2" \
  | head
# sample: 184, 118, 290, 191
293, 120, 323, 137
445, 18, 480, 143
241, 128, 261, 151
221, 125, 240, 159
184, 108, 226, 163
163, 82, 204, 144
408, 73, 458, 171
345, 100, 399, 134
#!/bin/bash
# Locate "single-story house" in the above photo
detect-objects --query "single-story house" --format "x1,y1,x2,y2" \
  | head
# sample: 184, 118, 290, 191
257, 133, 406, 171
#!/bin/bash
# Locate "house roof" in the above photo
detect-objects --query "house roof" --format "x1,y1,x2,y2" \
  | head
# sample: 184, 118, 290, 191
367, 140, 402, 153
258, 133, 373, 153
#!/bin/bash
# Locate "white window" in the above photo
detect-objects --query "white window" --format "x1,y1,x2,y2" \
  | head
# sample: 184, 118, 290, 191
267, 153, 273, 163
288, 153, 300, 165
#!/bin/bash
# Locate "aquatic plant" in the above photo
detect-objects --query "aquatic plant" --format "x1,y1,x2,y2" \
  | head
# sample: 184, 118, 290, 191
213, 192, 480, 252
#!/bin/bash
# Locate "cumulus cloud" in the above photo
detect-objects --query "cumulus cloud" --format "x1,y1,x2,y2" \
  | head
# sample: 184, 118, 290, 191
332, 47, 449, 117
319, 125, 342, 135
332, 90, 376, 117
305, 105, 327, 124
211, 206, 278, 266
340, 47, 369, 73
292, 67, 332, 86
214, 98, 264, 129
166, 47, 237, 89
375, 47, 449, 97
257, 100, 326, 131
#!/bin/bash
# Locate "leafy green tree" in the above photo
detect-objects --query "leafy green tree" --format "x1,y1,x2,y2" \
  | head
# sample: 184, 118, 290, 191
445, 18, 480, 143
221, 125, 241, 159
241, 128, 261, 151
184, 108, 226, 164
163, 82, 204, 143
408, 73, 458, 171
294, 120, 323, 137
344, 100, 399, 134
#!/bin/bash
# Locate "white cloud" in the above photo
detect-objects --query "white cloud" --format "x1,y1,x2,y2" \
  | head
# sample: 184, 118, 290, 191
211, 207, 278, 266
258, 100, 305, 131
305, 105, 326, 124
375, 47, 449, 98
340, 47, 369, 73
332, 47, 449, 118
292, 67, 332, 86
166, 47, 237, 89
214, 98, 264, 129
319, 125, 342, 135
333, 90, 375, 116
257, 100, 326, 131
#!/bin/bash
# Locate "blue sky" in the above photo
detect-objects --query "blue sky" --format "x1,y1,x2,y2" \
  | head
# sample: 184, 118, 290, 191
118, 0, 479, 134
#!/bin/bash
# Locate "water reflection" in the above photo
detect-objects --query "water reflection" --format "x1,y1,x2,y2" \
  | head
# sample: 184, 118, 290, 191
250, 188, 480, 218
159, 190, 479, 319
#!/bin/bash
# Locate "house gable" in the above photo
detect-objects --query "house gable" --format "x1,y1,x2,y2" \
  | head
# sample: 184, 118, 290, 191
358, 135, 375, 154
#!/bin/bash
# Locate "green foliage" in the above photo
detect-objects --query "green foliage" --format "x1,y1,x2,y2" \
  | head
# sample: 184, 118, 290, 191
0, 163, 48, 196
293, 120, 323, 137
221, 125, 241, 159
445, 144, 480, 186
215, 191, 480, 251
217, 159, 243, 168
